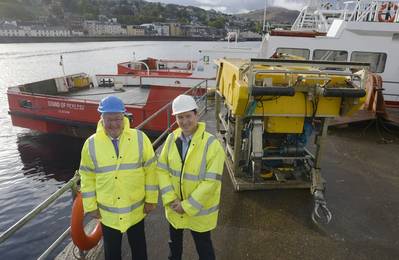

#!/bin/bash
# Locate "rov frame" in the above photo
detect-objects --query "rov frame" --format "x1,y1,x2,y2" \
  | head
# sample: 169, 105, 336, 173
215, 58, 369, 223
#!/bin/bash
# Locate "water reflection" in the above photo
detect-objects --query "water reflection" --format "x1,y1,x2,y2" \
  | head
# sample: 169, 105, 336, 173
0, 133, 84, 258
17, 133, 84, 182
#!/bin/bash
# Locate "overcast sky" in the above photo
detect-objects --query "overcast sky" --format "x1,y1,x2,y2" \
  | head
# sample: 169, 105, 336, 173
145, 0, 305, 14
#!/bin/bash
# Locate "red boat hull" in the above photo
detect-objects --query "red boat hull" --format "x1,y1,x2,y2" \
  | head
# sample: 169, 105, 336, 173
8, 85, 200, 138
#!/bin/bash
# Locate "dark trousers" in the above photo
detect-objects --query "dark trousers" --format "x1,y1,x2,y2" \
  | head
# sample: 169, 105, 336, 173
101, 219, 147, 260
168, 224, 215, 260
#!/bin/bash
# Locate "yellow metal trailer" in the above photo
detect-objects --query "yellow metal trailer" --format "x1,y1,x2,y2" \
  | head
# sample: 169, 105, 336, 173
215, 58, 369, 224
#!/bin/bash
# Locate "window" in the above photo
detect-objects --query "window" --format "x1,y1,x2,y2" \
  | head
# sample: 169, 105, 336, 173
350, 52, 387, 73
313, 49, 348, 62
275, 48, 310, 60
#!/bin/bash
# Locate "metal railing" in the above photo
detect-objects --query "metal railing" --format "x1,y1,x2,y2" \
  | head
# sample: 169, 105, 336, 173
0, 174, 79, 244
136, 79, 209, 148
0, 79, 210, 259
291, 0, 399, 32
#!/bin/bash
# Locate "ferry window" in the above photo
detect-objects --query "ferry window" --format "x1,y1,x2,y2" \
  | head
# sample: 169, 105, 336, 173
350, 52, 387, 73
313, 49, 348, 62
276, 48, 310, 60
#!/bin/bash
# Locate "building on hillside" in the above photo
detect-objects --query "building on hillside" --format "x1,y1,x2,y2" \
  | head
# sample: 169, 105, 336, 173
155, 23, 170, 36
0, 23, 25, 37
168, 23, 183, 37
181, 24, 209, 37
140, 24, 156, 35
141, 23, 170, 36
83, 20, 127, 36
0, 22, 71, 37
71, 30, 84, 36
27, 26, 71, 37
126, 25, 145, 36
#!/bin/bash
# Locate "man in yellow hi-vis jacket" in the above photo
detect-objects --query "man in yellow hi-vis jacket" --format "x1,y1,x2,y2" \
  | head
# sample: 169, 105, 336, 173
157, 94, 225, 260
79, 96, 158, 260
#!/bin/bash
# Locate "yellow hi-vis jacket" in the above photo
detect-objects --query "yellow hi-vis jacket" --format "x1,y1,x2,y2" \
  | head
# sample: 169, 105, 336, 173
157, 122, 225, 232
79, 117, 158, 232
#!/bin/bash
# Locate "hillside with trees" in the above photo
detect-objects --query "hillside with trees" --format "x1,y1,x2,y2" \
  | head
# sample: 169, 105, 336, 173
236, 7, 299, 25
0, 0, 43, 20
0, 0, 297, 30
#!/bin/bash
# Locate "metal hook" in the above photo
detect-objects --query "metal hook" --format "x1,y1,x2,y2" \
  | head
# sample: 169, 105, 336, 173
312, 198, 332, 224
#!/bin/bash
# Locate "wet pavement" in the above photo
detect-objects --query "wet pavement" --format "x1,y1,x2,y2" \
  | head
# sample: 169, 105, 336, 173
147, 108, 398, 259
64, 104, 399, 260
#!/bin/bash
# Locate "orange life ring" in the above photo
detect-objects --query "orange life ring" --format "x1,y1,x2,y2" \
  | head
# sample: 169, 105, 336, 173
70, 192, 102, 251
378, 2, 398, 23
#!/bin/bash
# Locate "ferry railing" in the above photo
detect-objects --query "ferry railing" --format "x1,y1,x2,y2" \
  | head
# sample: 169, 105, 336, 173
314, 10, 329, 32
126, 61, 150, 75
0, 174, 80, 244
355, 2, 377, 21
291, 6, 306, 30
348, 0, 377, 22
0, 78, 210, 259
136, 79, 209, 147
348, 0, 399, 22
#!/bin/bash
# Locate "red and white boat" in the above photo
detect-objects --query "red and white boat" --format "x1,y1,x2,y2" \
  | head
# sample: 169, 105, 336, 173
6, 45, 262, 138
7, 71, 208, 138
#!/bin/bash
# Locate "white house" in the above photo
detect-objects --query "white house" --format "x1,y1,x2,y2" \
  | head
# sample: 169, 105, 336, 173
28, 26, 71, 37
83, 20, 127, 36
0, 23, 25, 37
141, 23, 170, 36
0, 23, 71, 37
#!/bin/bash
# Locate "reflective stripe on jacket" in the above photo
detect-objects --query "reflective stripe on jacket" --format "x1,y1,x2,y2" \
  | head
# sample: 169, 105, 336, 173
79, 117, 158, 232
157, 122, 225, 232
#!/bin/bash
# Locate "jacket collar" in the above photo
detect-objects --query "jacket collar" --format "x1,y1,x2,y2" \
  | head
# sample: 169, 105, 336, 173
174, 122, 206, 142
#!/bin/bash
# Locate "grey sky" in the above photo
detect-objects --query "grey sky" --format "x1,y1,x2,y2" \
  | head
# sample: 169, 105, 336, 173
145, 0, 305, 14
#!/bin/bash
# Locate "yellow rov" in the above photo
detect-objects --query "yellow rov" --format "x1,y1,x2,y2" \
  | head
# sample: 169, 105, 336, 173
215, 58, 369, 224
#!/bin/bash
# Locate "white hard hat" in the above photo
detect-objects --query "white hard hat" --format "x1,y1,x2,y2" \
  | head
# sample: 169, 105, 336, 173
172, 94, 198, 115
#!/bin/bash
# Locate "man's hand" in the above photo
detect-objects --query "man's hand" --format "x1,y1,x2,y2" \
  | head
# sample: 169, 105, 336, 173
86, 209, 101, 219
170, 199, 185, 214
144, 203, 157, 214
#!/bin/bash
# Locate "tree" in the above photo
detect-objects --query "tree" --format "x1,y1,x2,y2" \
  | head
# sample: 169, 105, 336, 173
62, 0, 78, 12
208, 16, 225, 29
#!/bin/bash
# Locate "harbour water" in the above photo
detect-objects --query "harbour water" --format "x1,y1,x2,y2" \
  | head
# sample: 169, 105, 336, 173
0, 41, 259, 258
